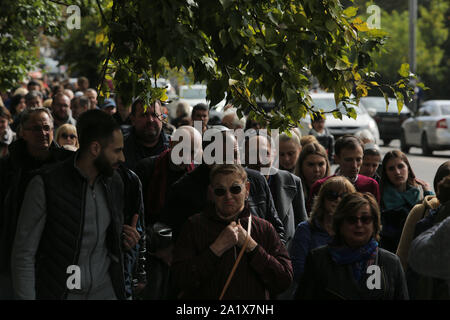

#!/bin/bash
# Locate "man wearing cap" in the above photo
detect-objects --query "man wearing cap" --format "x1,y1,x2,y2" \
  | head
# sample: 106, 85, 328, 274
123, 98, 170, 170
101, 98, 117, 116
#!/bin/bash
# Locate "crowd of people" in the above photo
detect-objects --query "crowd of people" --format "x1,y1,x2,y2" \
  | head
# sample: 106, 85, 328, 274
0, 76, 449, 300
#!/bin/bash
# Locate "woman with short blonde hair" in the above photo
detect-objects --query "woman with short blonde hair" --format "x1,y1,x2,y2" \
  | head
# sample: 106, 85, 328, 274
55, 123, 79, 150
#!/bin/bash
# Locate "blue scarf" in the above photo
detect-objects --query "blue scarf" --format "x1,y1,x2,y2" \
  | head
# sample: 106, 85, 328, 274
328, 239, 379, 282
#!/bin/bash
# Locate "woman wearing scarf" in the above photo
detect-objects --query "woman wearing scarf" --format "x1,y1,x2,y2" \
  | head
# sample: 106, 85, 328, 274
379, 150, 434, 253
296, 192, 408, 300
171, 164, 293, 299
291, 176, 356, 282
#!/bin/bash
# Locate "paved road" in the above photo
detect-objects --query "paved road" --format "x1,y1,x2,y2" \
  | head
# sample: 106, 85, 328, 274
380, 140, 450, 193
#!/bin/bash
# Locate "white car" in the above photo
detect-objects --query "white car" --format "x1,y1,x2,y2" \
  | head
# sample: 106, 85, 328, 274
401, 100, 450, 155
298, 93, 380, 143
168, 84, 226, 119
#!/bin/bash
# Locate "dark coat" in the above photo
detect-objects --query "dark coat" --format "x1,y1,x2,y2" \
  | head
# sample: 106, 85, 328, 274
171, 207, 293, 299
0, 139, 73, 273
123, 128, 170, 170
295, 245, 409, 300
268, 170, 307, 249
161, 164, 286, 243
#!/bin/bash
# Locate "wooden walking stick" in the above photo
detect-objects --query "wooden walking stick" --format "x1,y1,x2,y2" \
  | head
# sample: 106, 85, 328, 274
219, 214, 252, 300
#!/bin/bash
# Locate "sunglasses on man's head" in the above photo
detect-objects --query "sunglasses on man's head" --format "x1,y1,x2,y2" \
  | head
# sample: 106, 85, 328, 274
344, 215, 373, 225
61, 133, 77, 139
324, 190, 347, 201
213, 185, 243, 197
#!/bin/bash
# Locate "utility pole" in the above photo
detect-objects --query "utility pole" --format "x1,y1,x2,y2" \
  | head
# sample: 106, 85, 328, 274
409, 0, 418, 112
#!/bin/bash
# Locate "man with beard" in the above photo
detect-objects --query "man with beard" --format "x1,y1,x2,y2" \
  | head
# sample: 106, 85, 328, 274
51, 92, 76, 131
0, 107, 73, 299
11, 110, 140, 300
123, 98, 170, 170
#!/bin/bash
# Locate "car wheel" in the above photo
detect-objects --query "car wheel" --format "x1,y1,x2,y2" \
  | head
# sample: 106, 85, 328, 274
421, 133, 433, 156
400, 130, 410, 153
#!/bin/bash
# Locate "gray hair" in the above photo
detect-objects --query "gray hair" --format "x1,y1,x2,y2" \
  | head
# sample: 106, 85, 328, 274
20, 107, 54, 128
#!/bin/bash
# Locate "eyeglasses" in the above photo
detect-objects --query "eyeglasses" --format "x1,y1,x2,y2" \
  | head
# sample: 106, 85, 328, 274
344, 215, 373, 225
23, 125, 53, 132
61, 133, 77, 139
213, 185, 244, 197
324, 191, 347, 202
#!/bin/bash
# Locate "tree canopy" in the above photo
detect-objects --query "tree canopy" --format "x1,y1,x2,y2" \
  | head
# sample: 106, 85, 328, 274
98, 0, 416, 131
1, 0, 417, 131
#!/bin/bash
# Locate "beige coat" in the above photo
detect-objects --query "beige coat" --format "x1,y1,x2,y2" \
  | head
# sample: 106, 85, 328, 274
396, 195, 440, 270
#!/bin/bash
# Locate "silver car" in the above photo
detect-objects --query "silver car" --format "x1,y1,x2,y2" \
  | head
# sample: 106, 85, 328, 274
298, 93, 380, 143
401, 100, 450, 155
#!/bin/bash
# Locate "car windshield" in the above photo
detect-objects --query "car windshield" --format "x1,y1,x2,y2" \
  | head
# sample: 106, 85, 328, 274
360, 97, 409, 113
311, 97, 365, 114
440, 104, 450, 115
180, 87, 206, 99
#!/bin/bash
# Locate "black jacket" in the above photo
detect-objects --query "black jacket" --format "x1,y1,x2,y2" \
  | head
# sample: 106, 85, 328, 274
0, 139, 73, 273
116, 164, 147, 298
123, 128, 170, 170
35, 155, 126, 299
295, 245, 409, 300
161, 164, 286, 243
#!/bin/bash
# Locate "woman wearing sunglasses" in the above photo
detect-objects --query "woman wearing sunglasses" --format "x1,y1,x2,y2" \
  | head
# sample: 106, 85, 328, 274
55, 123, 79, 151
296, 192, 408, 300
290, 176, 356, 282
171, 164, 293, 299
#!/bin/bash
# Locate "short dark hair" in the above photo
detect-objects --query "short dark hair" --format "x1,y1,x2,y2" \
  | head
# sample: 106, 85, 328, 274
434, 161, 450, 193
334, 134, 364, 156
192, 103, 209, 115
363, 145, 381, 157
76, 109, 121, 153
28, 80, 41, 89
437, 176, 450, 203
131, 98, 161, 115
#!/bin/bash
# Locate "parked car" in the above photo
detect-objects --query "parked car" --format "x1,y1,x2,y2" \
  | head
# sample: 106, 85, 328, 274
401, 100, 450, 155
298, 93, 380, 143
167, 84, 226, 121
360, 97, 411, 146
